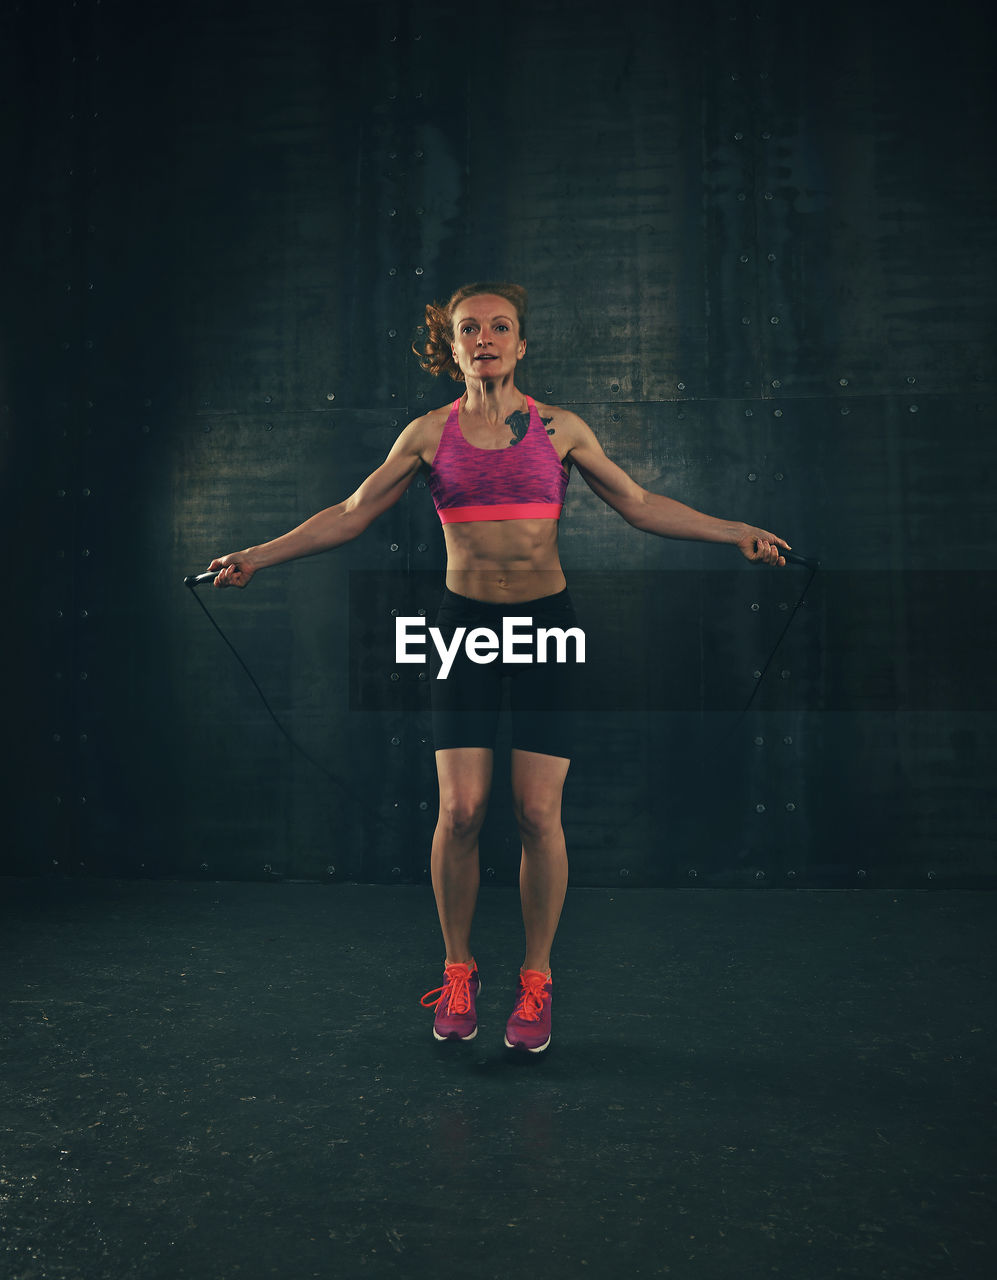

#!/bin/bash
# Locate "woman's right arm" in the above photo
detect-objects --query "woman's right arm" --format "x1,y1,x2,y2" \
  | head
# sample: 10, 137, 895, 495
208, 417, 428, 588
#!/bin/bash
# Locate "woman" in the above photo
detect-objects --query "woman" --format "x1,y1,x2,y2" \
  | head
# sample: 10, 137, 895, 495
207, 281, 790, 1055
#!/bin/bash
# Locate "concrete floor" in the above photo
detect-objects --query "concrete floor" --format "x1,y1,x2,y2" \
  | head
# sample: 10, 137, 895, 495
2, 878, 994, 1279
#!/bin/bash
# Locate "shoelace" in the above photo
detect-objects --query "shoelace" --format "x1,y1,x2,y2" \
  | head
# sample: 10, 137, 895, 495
420, 965, 473, 1014
512, 971, 549, 1023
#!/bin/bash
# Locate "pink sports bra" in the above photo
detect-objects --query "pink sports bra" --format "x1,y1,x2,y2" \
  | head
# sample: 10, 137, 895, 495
429, 396, 569, 524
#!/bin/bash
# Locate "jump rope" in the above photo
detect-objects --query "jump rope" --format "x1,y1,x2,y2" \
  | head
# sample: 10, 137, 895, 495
184, 548, 821, 795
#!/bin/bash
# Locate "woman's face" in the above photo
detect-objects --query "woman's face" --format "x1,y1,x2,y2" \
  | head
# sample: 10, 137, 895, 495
450, 294, 526, 382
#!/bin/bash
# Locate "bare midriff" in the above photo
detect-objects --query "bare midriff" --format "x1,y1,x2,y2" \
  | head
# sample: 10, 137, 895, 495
442, 518, 566, 603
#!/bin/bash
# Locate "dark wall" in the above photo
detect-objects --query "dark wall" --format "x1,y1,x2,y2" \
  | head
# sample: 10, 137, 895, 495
3, 0, 995, 887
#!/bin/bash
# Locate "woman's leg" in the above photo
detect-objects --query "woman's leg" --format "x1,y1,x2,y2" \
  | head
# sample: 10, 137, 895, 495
510, 748, 571, 974
431, 747, 493, 965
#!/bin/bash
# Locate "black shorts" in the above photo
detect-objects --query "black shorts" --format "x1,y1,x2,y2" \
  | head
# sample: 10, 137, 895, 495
430, 587, 582, 759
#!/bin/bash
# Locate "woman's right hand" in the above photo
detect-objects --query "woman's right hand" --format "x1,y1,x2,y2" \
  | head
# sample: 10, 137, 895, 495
207, 551, 258, 589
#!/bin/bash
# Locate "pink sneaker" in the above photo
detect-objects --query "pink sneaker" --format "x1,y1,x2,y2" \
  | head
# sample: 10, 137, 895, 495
504, 969, 552, 1053
420, 961, 480, 1041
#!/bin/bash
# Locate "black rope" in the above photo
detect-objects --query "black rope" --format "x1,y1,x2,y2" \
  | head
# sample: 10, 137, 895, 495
718, 561, 820, 746
185, 583, 356, 798
187, 558, 821, 796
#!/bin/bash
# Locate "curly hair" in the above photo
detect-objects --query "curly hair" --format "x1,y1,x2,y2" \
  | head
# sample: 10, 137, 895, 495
412, 281, 528, 381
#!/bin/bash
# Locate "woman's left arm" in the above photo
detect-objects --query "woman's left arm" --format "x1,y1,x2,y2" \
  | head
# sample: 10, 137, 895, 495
565, 413, 791, 566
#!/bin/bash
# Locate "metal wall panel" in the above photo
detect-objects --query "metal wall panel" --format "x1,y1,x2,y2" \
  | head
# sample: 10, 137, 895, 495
3, 0, 995, 886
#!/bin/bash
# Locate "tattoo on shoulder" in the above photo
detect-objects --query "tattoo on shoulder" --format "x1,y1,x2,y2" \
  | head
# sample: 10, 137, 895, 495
506, 408, 556, 444
506, 409, 529, 445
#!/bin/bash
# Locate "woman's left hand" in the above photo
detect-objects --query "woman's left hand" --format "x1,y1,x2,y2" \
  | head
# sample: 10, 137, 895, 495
736, 525, 791, 566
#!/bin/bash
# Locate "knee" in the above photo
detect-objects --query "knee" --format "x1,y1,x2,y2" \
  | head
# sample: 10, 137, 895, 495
438, 795, 488, 842
513, 794, 563, 844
